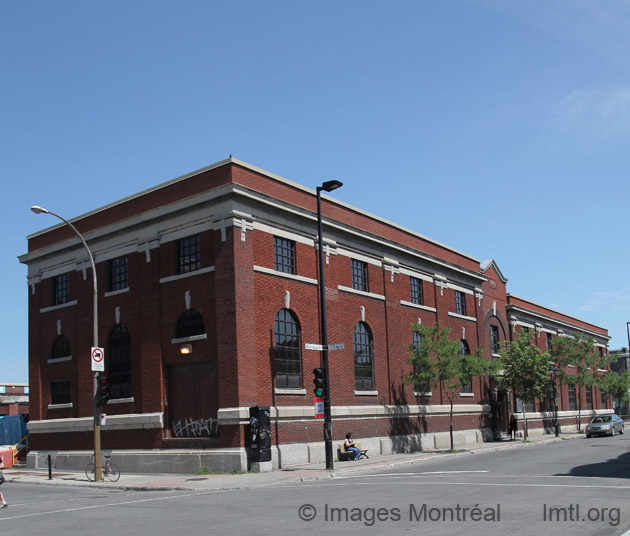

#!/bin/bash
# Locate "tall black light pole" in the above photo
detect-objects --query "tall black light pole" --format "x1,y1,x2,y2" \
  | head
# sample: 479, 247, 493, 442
316, 180, 342, 471
626, 322, 630, 413
31, 205, 103, 482
549, 363, 559, 437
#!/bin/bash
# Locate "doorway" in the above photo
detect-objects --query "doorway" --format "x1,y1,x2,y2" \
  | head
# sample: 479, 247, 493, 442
166, 360, 219, 438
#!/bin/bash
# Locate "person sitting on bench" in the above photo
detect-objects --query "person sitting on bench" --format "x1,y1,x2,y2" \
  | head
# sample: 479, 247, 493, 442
344, 433, 361, 460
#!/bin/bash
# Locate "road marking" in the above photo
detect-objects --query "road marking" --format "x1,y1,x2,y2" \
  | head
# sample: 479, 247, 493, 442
310, 480, 630, 490
0, 490, 225, 522
344, 471, 489, 478
344, 472, 622, 480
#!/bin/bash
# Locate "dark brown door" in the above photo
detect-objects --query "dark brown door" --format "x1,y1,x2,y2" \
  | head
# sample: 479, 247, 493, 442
167, 361, 219, 438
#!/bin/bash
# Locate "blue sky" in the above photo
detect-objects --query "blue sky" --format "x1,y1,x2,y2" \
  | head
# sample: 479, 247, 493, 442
3, 1, 630, 383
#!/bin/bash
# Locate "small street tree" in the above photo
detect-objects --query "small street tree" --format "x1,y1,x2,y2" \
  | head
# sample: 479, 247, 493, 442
550, 333, 606, 431
496, 330, 551, 439
597, 370, 630, 411
406, 322, 489, 451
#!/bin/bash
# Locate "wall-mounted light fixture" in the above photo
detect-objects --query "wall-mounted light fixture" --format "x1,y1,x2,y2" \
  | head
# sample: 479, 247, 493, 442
180, 344, 192, 355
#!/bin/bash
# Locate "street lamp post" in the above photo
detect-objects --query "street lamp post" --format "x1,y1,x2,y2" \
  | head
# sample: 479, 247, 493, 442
316, 180, 342, 471
31, 205, 102, 482
626, 321, 630, 414
549, 363, 559, 437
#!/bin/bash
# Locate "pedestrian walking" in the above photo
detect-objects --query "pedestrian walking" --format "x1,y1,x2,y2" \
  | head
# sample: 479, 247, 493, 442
0, 456, 8, 508
509, 414, 518, 441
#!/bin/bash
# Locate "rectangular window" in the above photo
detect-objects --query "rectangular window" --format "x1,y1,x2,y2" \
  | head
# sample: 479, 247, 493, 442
108, 256, 128, 291
413, 370, 430, 394
490, 325, 499, 354
568, 385, 576, 411
273, 237, 296, 274
546, 332, 553, 352
50, 379, 71, 405
177, 235, 201, 274
460, 381, 473, 394
410, 277, 423, 305
351, 259, 369, 292
455, 291, 467, 316
544, 380, 555, 412
586, 386, 593, 410
53, 273, 69, 306
601, 391, 608, 410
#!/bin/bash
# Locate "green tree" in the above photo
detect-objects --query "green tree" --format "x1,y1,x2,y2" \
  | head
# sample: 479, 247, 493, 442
496, 330, 551, 439
550, 333, 606, 431
406, 322, 489, 451
597, 370, 630, 410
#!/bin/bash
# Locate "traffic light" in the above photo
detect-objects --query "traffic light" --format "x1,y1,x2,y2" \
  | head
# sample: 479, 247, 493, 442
96, 376, 110, 406
313, 367, 326, 398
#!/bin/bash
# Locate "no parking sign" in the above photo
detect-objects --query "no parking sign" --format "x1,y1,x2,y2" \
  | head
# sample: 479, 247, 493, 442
91, 347, 105, 372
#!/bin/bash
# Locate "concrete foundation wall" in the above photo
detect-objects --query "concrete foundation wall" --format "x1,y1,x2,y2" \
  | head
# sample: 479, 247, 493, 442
27, 427, 494, 475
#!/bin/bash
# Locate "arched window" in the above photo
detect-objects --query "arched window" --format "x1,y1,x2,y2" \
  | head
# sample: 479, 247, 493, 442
176, 309, 205, 339
353, 322, 374, 391
51, 335, 71, 360
108, 324, 132, 399
413, 331, 422, 348
274, 309, 302, 388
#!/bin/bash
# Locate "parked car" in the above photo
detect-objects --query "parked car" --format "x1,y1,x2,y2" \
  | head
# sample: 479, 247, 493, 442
585, 414, 625, 438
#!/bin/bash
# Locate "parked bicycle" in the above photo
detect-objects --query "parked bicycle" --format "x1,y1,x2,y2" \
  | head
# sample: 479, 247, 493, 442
85, 455, 120, 482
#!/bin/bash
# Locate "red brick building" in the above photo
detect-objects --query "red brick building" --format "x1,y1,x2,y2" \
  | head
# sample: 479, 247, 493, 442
19, 158, 610, 472
0, 383, 29, 417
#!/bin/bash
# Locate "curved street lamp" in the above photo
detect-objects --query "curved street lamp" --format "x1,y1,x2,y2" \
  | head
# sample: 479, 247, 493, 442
315, 180, 342, 470
30, 205, 103, 481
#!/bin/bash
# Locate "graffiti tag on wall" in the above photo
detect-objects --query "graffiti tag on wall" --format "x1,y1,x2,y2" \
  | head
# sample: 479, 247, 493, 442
172, 417, 220, 438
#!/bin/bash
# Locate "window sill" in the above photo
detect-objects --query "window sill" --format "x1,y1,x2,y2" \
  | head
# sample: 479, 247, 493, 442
253, 265, 318, 285
160, 266, 215, 284
413, 391, 433, 397
108, 397, 134, 405
48, 356, 72, 364
460, 392, 475, 397
447, 312, 477, 322
40, 300, 78, 314
48, 403, 73, 410
400, 300, 436, 313
172, 334, 208, 345
354, 390, 379, 396
338, 286, 385, 301
104, 287, 130, 298
274, 388, 306, 396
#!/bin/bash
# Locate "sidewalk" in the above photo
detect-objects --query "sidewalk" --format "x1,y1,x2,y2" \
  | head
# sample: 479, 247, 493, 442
2, 433, 580, 493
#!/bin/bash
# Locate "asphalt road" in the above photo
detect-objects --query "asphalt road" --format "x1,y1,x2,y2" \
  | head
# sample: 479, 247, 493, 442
1, 434, 629, 536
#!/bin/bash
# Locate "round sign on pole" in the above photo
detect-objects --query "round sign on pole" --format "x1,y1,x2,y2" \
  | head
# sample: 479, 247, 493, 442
91, 347, 105, 372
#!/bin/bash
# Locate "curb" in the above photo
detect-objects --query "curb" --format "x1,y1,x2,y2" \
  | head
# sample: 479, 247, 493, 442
5, 434, 582, 492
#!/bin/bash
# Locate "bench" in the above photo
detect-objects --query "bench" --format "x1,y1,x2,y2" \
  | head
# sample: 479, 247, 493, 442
338, 442, 369, 461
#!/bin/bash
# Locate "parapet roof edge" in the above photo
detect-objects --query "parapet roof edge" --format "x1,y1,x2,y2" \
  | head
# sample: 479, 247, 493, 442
506, 293, 609, 335
481, 259, 508, 283
25, 157, 480, 264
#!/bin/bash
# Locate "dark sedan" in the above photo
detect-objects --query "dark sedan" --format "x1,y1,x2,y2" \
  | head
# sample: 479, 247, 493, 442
585, 414, 625, 438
